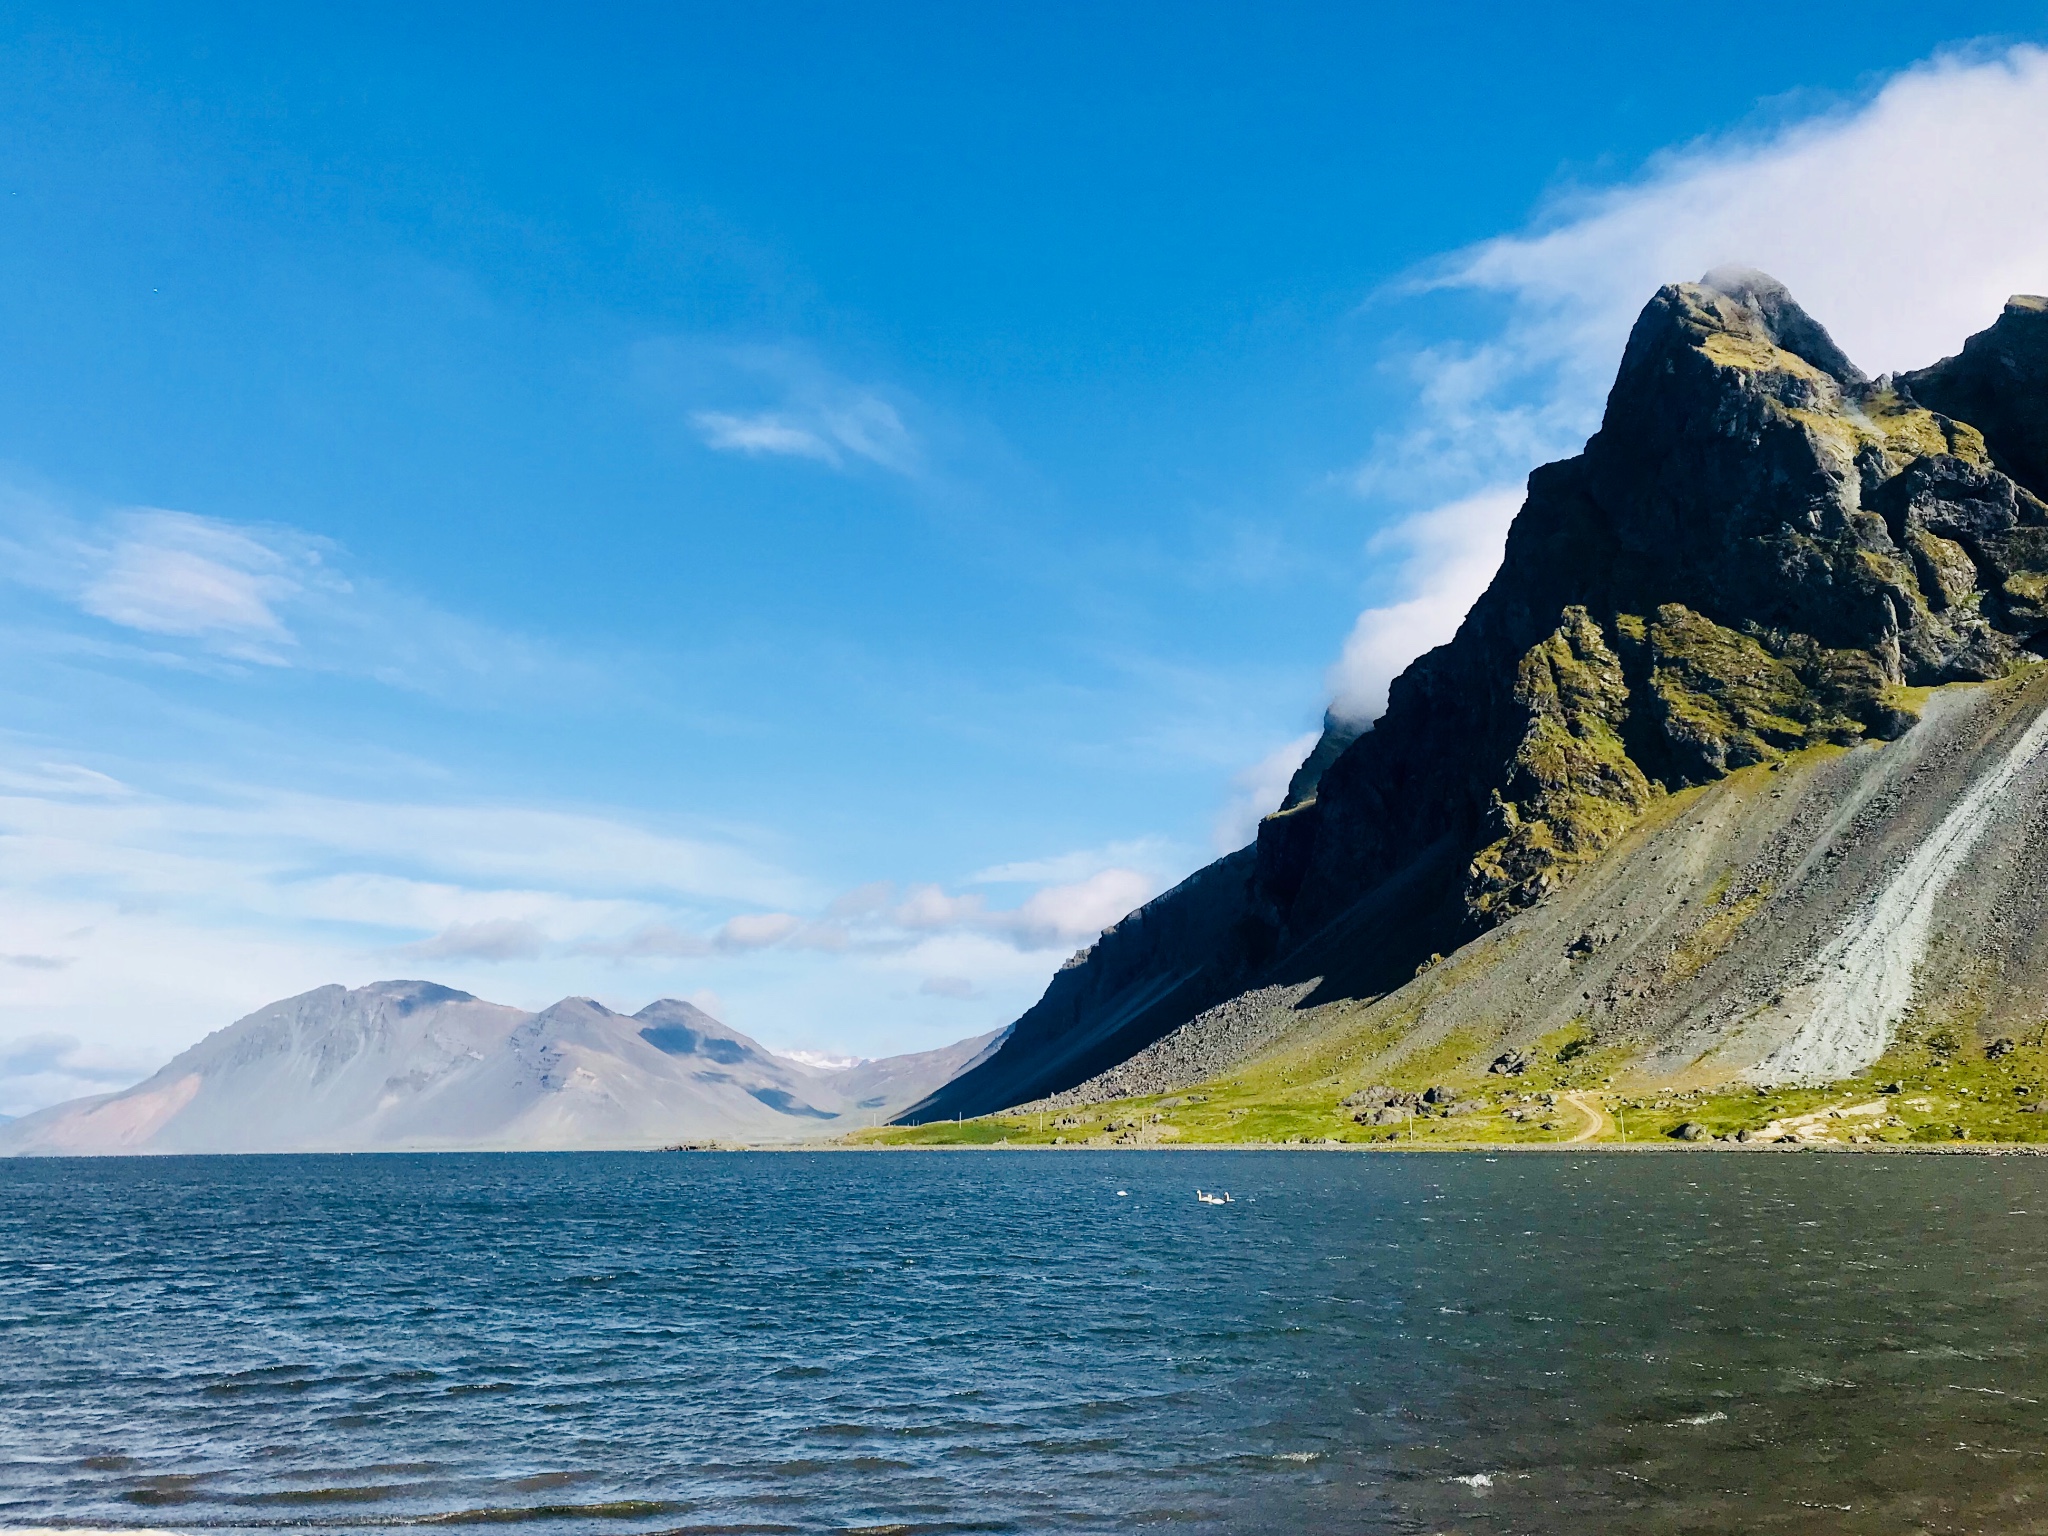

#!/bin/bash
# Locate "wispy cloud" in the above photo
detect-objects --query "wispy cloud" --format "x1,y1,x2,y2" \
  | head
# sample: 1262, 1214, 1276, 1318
969, 838, 1181, 887
2, 499, 335, 666
1211, 729, 1320, 851
3, 951, 71, 970
584, 864, 1163, 966
0, 492, 586, 700
80, 510, 310, 658
1434, 45, 2048, 414
691, 411, 842, 462
1328, 488, 1520, 724
1330, 45, 2048, 723
692, 394, 916, 473
0, 1031, 156, 1119
0, 743, 1187, 1110
404, 919, 550, 963
659, 342, 922, 475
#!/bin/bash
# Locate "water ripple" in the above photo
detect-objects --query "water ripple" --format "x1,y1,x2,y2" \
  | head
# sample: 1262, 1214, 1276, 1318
5, 1152, 2048, 1532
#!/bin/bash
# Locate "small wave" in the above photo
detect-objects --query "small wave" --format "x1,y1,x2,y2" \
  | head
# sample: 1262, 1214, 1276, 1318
1949, 1384, 2038, 1401
1021, 1437, 1123, 1455
121, 1474, 216, 1506
1674, 1411, 1728, 1426
202, 1375, 320, 1397
1449, 1472, 1494, 1489
405, 1499, 686, 1524
253, 1483, 435, 1505
505, 1471, 595, 1492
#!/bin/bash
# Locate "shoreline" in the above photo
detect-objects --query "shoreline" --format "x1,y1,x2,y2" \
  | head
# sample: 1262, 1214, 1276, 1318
795, 1138, 2048, 1155
10, 1137, 2045, 1160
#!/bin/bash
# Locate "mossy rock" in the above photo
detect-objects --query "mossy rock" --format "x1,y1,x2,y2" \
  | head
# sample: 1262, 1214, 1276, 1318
1468, 608, 1652, 919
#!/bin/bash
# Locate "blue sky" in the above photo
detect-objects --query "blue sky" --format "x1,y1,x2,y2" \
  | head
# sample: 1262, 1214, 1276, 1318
4, 3, 2048, 1110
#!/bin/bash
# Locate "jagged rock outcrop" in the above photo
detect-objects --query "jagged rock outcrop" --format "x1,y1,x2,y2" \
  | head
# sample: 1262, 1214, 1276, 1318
1903, 294, 2048, 501
907, 270, 2048, 1122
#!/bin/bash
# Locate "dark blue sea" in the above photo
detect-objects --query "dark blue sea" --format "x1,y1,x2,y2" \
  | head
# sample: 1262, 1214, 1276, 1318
5, 1150, 2048, 1534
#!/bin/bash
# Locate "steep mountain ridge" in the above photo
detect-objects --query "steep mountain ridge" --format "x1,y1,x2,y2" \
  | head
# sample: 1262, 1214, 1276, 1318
1, 981, 999, 1154
910, 272, 2048, 1121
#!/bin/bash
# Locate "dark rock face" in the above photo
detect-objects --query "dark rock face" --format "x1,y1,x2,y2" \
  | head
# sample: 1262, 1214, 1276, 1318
1280, 710, 1364, 809
905, 275, 2048, 1123
1903, 296, 2048, 501
898, 849, 1263, 1116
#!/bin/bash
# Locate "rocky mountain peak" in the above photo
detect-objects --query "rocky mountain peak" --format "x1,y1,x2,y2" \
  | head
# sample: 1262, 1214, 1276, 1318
359, 978, 478, 1012
1696, 264, 1869, 386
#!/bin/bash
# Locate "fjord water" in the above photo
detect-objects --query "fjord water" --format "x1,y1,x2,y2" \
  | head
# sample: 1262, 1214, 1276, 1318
5, 1152, 2047, 1534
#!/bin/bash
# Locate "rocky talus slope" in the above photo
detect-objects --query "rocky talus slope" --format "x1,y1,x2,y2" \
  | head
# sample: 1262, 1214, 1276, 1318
1, 981, 1001, 1154
908, 272, 2048, 1121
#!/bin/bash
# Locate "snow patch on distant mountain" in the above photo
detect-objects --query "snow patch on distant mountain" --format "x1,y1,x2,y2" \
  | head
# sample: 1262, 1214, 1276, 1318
779, 1049, 867, 1072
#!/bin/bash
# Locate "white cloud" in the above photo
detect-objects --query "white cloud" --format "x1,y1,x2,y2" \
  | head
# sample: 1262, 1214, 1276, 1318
1328, 488, 1521, 724
575, 923, 713, 960
81, 511, 303, 652
1006, 867, 1155, 949
0, 757, 827, 1095
969, 838, 1181, 886
0, 778, 811, 912
683, 346, 921, 475
716, 911, 802, 950
0, 746, 1190, 1111
691, 411, 841, 462
1331, 45, 2048, 726
876, 868, 1161, 950
2, 494, 585, 699
1212, 729, 1320, 851
1437, 46, 2048, 407
3, 952, 71, 971
825, 881, 895, 917
35, 507, 332, 665
0, 762, 132, 797
573, 864, 1168, 970
0, 1031, 153, 1118
405, 919, 549, 963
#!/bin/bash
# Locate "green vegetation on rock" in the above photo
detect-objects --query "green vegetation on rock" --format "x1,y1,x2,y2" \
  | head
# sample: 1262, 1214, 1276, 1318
1468, 607, 1652, 919
862, 1032, 2048, 1152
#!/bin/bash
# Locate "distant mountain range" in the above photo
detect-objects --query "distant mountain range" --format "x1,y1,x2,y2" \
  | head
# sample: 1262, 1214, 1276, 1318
0, 981, 1001, 1155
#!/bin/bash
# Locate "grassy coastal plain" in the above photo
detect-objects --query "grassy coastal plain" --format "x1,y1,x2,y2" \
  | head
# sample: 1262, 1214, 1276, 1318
858, 1019, 2048, 1150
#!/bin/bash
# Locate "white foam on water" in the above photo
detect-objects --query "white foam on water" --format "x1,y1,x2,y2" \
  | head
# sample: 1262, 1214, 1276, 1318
1751, 693, 2048, 1084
